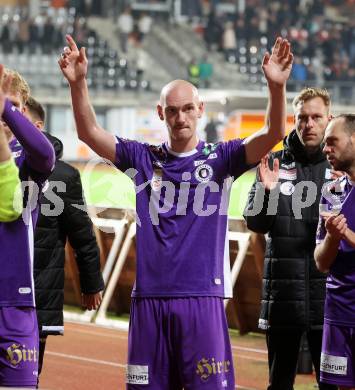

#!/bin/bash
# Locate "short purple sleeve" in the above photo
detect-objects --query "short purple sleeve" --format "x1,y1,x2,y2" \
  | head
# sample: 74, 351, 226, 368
114, 136, 147, 172
220, 139, 254, 179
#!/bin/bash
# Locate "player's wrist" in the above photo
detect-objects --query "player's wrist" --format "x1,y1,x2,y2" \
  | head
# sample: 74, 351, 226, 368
69, 77, 87, 89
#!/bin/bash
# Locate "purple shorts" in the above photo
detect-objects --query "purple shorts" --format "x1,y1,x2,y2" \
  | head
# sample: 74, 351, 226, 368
320, 322, 355, 387
0, 307, 39, 388
126, 297, 235, 390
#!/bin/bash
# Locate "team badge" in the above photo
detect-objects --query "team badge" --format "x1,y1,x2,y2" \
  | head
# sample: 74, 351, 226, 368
195, 164, 213, 183
280, 181, 295, 196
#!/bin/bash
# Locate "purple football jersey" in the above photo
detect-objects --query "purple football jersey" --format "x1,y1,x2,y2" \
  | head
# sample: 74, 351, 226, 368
316, 176, 355, 325
0, 139, 47, 307
114, 138, 251, 298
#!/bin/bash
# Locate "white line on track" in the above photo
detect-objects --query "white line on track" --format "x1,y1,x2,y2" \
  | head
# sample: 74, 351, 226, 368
68, 326, 128, 340
232, 345, 267, 354
46, 351, 126, 368
46, 351, 263, 390
233, 353, 267, 363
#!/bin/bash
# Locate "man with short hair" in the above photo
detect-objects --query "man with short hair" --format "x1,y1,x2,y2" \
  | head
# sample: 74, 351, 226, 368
244, 87, 337, 390
24, 96, 104, 384
59, 34, 293, 389
315, 114, 355, 390
0, 65, 55, 388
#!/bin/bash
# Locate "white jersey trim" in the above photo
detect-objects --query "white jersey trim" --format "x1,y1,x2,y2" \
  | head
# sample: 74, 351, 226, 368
165, 143, 198, 157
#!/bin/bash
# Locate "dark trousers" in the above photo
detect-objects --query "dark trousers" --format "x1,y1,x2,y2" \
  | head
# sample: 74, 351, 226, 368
266, 329, 337, 390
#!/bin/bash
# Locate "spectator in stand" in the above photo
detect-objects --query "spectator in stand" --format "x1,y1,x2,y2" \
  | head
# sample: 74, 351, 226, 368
222, 21, 237, 61
204, 9, 222, 51
17, 16, 30, 54
187, 58, 200, 87
198, 55, 213, 88
137, 12, 152, 43
42, 17, 56, 54
117, 7, 134, 53
291, 55, 308, 88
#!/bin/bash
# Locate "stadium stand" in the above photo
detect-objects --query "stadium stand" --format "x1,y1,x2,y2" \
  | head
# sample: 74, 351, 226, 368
0, 0, 354, 103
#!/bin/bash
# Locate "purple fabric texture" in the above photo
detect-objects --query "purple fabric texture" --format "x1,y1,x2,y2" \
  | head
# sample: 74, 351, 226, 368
0, 307, 39, 387
114, 138, 250, 298
316, 176, 355, 325
321, 322, 355, 387
127, 297, 235, 390
3, 99, 54, 174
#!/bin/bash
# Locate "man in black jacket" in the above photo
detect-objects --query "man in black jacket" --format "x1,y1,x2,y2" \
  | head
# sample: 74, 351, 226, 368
244, 88, 337, 390
24, 96, 104, 382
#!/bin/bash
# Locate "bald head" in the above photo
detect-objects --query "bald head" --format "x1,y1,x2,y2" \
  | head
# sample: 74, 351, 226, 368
159, 80, 200, 106
157, 79, 204, 152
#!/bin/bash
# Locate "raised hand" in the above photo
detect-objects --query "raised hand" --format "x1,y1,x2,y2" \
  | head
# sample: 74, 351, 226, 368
258, 155, 279, 191
262, 37, 293, 88
0, 64, 13, 117
58, 35, 88, 84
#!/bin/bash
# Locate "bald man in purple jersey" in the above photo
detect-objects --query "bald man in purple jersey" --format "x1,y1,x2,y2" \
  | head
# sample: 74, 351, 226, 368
59, 35, 293, 389
0, 65, 55, 389
315, 115, 355, 390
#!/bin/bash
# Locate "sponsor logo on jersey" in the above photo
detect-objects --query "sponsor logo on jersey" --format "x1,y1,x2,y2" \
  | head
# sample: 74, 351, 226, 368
279, 168, 297, 181
321, 353, 347, 375
194, 160, 205, 166
11, 150, 22, 159
18, 287, 31, 294
202, 143, 219, 156
195, 164, 213, 183
196, 357, 231, 381
126, 365, 149, 384
6, 343, 38, 366
208, 153, 218, 160
281, 162, 296, 169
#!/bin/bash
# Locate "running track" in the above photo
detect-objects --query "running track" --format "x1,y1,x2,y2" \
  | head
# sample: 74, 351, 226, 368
39, 321, 315, 390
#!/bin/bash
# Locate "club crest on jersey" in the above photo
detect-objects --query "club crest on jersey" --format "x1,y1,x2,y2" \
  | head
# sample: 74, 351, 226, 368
195, 164, 213, 183
151, 167, 163, 191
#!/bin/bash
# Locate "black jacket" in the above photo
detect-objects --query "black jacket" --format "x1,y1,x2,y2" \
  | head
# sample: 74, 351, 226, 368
34, 133, 104, 335
244, 130, 331, 330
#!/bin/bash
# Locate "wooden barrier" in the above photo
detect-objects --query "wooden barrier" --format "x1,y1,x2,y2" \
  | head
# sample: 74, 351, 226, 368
64, 208, 266, 333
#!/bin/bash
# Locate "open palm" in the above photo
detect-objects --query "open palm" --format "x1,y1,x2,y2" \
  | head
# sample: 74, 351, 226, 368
258, 155, 279, 191
262, 37, 293, 87
58, 35, 88, 84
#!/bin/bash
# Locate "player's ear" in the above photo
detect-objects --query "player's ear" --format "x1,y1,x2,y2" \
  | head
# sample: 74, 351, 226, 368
197, 101, 204, 118
157, 104, 164, 121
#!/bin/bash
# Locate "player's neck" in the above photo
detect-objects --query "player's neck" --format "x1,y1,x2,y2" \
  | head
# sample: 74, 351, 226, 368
168, 136, 199, 154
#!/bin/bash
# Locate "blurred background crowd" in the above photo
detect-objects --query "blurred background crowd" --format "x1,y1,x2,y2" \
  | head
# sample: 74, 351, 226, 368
0, 0, 353, 103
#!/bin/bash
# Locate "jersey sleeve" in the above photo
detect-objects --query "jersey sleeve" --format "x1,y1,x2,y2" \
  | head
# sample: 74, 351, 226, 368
220, 139, 255, 179
114, 136, 147, 172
